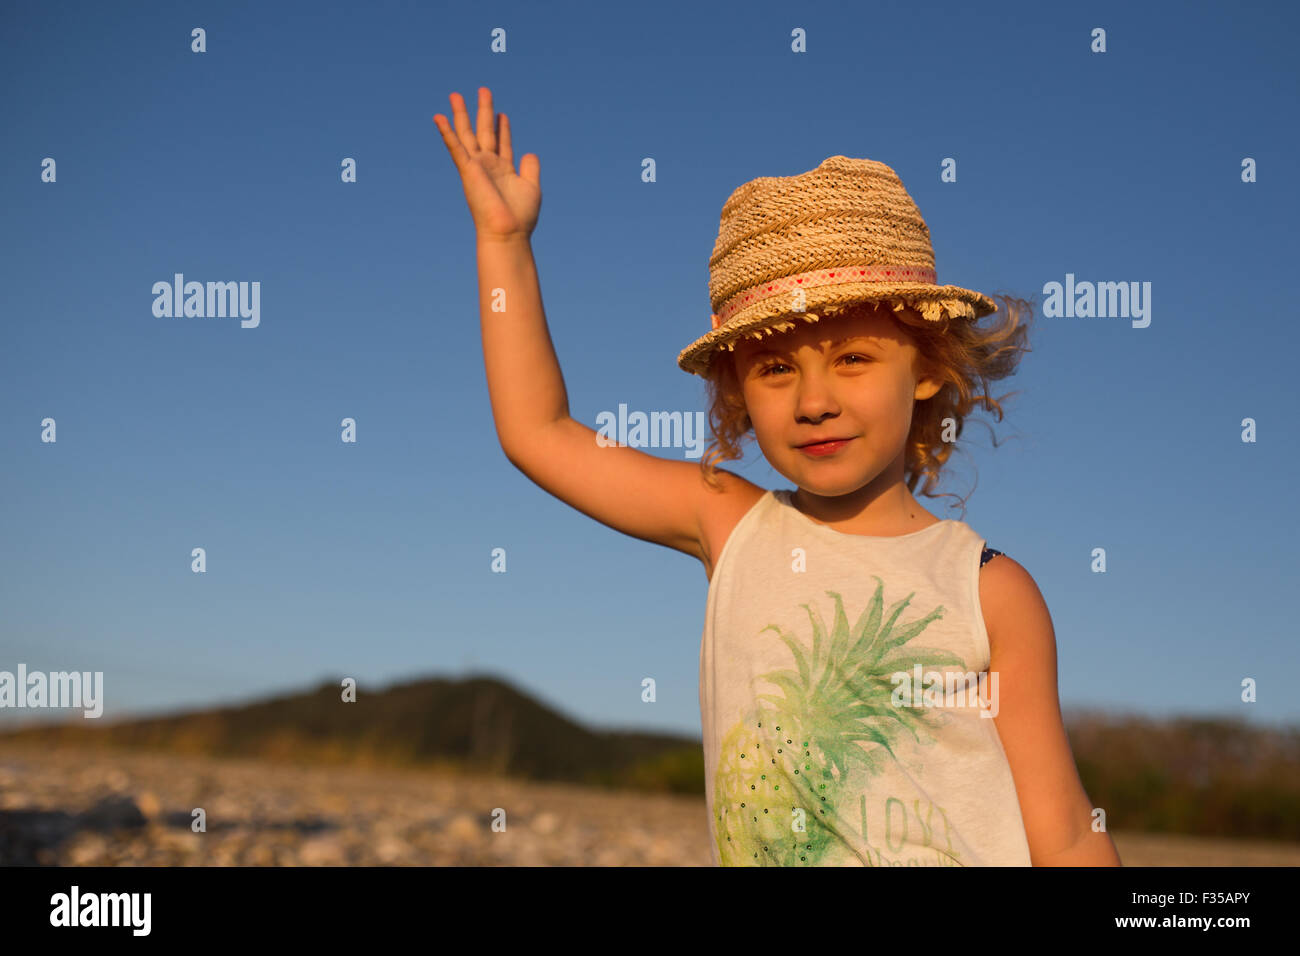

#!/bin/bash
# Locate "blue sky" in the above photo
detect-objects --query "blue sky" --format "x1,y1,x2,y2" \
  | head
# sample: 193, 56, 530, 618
2, 0, 1297, 735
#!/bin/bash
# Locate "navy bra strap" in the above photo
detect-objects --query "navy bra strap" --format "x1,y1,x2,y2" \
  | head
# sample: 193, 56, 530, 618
980, 546, 1004, 568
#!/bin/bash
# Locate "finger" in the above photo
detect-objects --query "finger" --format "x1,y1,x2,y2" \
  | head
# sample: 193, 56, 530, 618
498, 112, 514, 169
476, 86, 497, 154
432, 114, 472, 172
450, 92, 478, 155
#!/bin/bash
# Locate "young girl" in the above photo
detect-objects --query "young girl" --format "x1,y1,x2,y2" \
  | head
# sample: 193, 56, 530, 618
434, 87, 1121, 867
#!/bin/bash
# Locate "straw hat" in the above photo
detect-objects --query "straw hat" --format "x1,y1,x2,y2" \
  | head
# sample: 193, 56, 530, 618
677, 155, 998, 377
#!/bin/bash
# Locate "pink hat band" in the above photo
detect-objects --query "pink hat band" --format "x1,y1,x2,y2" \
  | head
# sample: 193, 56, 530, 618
713, 264, 940, 328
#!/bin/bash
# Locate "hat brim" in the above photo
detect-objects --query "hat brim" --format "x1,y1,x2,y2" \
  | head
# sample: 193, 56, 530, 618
676, 283, 998, 377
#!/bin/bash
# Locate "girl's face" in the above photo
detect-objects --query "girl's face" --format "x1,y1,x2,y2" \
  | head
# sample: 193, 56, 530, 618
730, 305, 942, 499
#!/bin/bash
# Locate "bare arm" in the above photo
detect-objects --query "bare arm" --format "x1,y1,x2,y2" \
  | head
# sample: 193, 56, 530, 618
435, 87, 742, 563
980, 556, 1123, 866
475, 235, 731, 560
471, 233, 569, 452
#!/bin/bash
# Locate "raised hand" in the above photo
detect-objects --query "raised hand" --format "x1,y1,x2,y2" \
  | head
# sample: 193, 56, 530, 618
433, 87, 541, 241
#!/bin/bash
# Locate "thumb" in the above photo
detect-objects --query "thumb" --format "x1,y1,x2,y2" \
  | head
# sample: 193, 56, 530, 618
519, 153, 540, 188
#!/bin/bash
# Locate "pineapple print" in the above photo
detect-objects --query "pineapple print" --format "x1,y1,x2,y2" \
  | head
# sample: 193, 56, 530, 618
713, 578, 968, 866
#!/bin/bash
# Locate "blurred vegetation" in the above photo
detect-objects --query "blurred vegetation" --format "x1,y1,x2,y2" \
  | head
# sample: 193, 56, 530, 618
1066, 709, 1299, 841
0, 678, 1294, 841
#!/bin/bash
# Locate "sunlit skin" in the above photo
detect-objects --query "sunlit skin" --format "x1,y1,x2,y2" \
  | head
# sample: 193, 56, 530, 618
729, 304, 945, 536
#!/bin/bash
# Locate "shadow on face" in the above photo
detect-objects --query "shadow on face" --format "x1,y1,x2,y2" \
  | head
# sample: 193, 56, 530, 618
729, 302, 923, 381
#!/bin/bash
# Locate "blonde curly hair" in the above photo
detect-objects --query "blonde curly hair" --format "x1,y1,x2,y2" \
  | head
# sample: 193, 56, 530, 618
696, 294, 1035, 515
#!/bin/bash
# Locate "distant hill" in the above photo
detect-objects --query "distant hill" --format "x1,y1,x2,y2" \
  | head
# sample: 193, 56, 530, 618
0, 675, 705, 794
2, 678, 1298, 841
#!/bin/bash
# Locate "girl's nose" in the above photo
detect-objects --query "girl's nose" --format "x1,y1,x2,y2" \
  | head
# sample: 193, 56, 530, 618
794, 374, 840, 420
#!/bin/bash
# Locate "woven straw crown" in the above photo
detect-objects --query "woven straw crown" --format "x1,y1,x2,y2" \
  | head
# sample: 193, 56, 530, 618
677, 155, 997, 377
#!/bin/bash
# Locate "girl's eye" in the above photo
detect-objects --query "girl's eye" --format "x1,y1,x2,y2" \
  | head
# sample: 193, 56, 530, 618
759, 354, 869, 376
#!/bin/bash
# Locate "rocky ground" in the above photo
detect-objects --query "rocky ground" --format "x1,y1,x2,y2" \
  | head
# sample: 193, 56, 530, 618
2, 745, 1297, 866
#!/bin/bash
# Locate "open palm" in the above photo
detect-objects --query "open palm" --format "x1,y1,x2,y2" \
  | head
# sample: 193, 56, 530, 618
433, 87, 541, 240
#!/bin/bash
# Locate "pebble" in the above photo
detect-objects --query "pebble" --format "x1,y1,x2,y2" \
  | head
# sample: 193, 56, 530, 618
79, 794, 147, 830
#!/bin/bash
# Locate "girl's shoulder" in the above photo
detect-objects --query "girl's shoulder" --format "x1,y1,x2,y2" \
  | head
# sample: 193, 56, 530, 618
699, 470, 767, 583
976, 551, 1049, 659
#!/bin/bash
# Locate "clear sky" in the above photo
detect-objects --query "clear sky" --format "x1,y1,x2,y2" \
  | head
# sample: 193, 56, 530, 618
3, 0, 1297, 734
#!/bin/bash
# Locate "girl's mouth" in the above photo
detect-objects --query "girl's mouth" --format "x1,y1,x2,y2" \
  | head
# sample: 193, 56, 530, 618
798, 438, 853, 457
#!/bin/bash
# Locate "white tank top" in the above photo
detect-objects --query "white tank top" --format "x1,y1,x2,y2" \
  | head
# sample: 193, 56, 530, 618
699, 488, 1032, 866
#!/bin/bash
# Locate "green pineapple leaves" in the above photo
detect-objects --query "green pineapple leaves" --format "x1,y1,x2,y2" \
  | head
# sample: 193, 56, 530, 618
713, 581, 970, 865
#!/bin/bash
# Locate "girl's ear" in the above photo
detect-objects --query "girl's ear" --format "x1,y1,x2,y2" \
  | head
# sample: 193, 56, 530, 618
912, 354, 944, 401
914, 377, 944, 402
